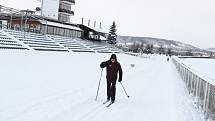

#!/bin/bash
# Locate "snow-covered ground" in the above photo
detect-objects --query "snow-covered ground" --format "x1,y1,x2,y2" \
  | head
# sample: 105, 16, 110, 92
0, 50, 202, 121
181, 58, 215, 81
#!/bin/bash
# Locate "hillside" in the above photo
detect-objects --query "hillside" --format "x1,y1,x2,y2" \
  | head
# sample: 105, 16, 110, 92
117, 36, 206, 54
207, 48, 215, 52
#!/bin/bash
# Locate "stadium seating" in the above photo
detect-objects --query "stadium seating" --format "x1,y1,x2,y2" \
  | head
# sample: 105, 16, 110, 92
0, 30, 29, 50
1, 28, 121, 53
4, 29, 69, 52
49, 35, 94, 52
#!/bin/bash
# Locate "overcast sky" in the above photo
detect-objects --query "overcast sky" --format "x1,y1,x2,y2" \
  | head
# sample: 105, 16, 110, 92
1, 0, 215, 49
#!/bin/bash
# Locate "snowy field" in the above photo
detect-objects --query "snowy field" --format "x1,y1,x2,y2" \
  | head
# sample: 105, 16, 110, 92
181, 58, 215, 81
0, 50, 202, 121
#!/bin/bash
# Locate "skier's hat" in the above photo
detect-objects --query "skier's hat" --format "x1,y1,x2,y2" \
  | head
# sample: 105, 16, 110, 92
110, 54, 117, 59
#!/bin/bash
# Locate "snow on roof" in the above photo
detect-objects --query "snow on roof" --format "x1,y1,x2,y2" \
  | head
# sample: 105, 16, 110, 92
39, 20, 82, 31
89, 26, 108, 34
81, 23, 108, 34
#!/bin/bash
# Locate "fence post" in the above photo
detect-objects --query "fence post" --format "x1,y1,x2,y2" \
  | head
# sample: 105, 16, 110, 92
204, 84, 211, 120
203, 83, 209, 116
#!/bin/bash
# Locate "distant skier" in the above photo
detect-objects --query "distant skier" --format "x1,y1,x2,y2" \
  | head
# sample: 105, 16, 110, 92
100, 54, 123, 103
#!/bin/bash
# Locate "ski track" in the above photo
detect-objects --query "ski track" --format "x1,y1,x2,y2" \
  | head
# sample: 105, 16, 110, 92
47, 96, 99, 121
0, 53, 203, 121
47, 88, 110, 121
0, 88, 85, 121
0, 82, 100, 121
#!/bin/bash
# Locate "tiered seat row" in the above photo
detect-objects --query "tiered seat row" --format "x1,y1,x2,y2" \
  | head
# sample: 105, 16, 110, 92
4, 30, 68, 52
50, 35, 94, 52
85, 43, 112, 53
79, 39, 121, 53
0, 30, 29, 50
52, 35, 120, 53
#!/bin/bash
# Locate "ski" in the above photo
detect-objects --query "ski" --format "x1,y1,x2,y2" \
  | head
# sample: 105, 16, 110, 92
103, 100, 110, 104
106, 102, 114, 107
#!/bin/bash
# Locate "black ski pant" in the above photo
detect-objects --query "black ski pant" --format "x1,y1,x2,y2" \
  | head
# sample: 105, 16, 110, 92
107, 80, 116, 101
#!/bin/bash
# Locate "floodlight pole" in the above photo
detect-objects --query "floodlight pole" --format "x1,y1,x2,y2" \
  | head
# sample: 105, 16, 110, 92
10, 10, 13, 29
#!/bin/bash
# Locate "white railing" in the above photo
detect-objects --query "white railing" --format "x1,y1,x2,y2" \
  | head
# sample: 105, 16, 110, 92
172, 57, 215, 121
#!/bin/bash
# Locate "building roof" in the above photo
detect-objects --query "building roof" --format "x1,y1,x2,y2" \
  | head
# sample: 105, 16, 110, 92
78, 24, 108, 34
39, 20, 82, 31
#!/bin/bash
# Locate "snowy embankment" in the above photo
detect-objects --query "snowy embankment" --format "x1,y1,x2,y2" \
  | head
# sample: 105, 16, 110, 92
180, 58, 215, 81
0, 50, 202, 121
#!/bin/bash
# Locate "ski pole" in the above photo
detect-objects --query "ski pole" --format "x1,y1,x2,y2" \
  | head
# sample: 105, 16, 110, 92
95, 68, 103, 101
120, 82, 130, 98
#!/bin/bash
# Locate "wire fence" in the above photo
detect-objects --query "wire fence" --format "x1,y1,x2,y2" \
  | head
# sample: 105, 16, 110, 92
172, 57, 215, 121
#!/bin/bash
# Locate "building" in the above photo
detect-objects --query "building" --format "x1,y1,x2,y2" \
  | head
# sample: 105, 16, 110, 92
0, 5, 82, 38
41, 0, 75, 23
58, 0, 75, 22
0, 4, 106, 40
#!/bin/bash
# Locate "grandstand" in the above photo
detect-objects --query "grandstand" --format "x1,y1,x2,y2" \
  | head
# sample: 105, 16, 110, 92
0, 3, 120, 53
0, 28, 121, 53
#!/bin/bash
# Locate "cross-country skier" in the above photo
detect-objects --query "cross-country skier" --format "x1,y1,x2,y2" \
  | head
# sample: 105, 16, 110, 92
100, 54, 123, 103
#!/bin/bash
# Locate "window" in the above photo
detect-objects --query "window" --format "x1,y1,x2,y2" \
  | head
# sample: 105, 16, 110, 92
72, 30, 75, 37
76, 31, 78, 37
14, 24, 20, 30
57, 28, 60, 35
41, 25, 46, 34
0, 21, 2, 28
59, 28, 64, 35
60, 2, 71, 10
77, 32, 79, 38
78, 31, 82, 38
25, 24, 29, 30
65, 29, 69, 36
53, 27, 57, 35
70, 30, 73, 37
59, 13, 70, 22
35, 24, 41, 32
47, 26, 54, 34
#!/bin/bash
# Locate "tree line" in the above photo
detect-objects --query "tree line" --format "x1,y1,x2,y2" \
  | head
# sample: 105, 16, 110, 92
106, 21, 199, 56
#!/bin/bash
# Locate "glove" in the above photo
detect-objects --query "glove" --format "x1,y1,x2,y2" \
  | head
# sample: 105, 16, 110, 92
118, 78, 122, 82
100, 62, 106, 68
100, 61, 110, 68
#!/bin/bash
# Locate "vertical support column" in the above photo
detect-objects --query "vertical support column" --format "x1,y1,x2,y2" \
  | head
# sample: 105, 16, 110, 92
203, 83, 209, 115
88, 20, 90, 26
41, 0, 44, 16
194, 76, 200, 104
197, 80, 202, 109
24, 15, 28, 40
82, 18, 84, 24
10, 12, 13, 29
94, 21, 96, 28
204, 84, 211, 120
21, 14, 24, 31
